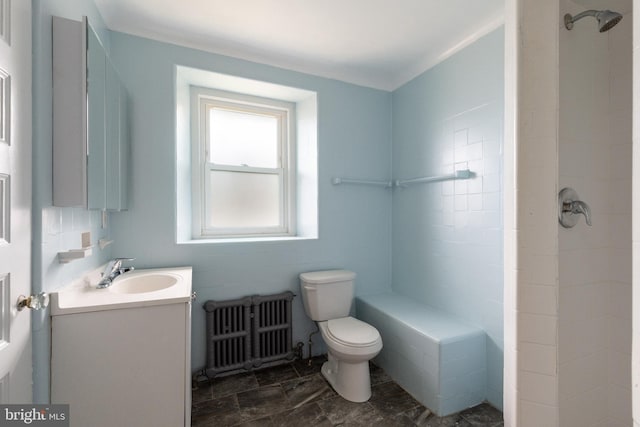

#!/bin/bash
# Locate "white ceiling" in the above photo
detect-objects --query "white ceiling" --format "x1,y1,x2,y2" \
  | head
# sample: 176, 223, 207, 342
94, 0, 505, 91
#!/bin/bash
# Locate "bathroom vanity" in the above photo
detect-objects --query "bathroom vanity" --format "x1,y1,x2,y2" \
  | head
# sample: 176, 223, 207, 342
50, 267, 192, 427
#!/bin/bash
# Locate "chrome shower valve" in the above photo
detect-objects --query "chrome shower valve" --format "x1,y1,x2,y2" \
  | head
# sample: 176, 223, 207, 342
558, 187, 592, 228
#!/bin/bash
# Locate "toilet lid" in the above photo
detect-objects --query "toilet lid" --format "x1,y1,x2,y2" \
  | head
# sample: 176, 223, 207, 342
326, 317, 380, 347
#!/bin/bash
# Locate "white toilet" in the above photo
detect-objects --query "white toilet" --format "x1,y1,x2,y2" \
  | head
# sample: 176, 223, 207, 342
299, 269, 383, 402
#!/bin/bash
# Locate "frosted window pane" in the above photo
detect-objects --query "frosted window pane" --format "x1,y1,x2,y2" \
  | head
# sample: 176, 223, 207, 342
208, 170, 280, 229
209, 108, 278, 168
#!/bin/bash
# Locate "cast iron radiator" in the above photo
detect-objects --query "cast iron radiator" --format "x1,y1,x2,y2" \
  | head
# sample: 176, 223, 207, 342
203, 291, 295, 378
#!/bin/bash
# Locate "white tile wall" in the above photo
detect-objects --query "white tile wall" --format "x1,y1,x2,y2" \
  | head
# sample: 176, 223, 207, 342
519, 400, 559, 427
504, 0, 561, 425
558, 1, 632, 425
633, 0, 640, 424
502, 0, 518, 424
39, 206, 111, 290
505, 0, 632, 424
559, 386, 608, 427
519, 342, 557, 376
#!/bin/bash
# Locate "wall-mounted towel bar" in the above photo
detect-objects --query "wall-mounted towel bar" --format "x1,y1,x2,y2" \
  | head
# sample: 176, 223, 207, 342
332, 169, 472, 189
395, 169, 472, 188
331, 177, 393, 188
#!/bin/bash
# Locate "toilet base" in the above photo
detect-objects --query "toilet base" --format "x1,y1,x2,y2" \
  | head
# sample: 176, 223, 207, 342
321, 353, 372, 403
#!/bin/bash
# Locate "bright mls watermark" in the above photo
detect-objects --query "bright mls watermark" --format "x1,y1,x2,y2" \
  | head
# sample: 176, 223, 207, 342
0, 405, 69, 426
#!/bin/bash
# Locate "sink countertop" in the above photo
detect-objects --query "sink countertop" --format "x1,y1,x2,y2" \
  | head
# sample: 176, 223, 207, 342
50, 266, 193, 315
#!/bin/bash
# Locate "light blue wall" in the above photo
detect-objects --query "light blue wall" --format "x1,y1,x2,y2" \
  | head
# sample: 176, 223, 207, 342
107, 32, 393, 373
32, 0, 115, 402
391, 28, 504, 408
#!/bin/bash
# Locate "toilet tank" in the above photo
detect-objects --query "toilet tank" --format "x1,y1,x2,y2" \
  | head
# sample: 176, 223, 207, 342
299, 270, 356, 321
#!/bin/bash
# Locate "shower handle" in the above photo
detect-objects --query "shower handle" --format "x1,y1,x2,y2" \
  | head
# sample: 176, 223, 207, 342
563, 200, 592, 225
558, 187, 592, 228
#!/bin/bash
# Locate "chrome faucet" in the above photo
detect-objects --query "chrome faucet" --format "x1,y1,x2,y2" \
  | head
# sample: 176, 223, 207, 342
97, 258, 135, 289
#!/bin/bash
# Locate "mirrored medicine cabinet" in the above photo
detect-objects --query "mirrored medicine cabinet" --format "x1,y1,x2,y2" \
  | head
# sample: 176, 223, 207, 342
52, 16, 128, 211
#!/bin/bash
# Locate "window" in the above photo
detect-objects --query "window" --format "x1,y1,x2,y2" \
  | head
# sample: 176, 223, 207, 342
176, 67, 317, 244
192, 88, 296, 238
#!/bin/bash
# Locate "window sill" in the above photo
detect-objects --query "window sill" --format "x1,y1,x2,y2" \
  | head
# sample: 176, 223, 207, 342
177, 235, 318, 245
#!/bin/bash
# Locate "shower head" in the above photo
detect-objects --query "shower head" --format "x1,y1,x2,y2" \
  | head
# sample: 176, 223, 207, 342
564, 9, 623, 32
597, 10, 623, 32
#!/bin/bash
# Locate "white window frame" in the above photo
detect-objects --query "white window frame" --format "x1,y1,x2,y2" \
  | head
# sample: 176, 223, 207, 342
191, 87, 296, 239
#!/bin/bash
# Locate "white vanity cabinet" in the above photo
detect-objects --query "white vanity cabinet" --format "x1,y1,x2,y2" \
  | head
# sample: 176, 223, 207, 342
52, 16, 129, 210
50, 267, 193, 427
51, 304, 191, 427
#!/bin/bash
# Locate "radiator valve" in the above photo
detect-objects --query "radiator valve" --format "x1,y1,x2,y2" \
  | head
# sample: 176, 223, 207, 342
294, 342, 304, 360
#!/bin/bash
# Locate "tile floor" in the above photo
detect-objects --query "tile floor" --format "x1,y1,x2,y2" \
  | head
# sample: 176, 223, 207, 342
192, 356, 504, 427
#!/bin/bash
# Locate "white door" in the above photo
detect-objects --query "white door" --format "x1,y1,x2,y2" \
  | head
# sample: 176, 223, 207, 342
0, 0, 33, 403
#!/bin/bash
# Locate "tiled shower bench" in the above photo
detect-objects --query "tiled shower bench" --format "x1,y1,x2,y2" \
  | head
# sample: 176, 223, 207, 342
356, 292, 486, 416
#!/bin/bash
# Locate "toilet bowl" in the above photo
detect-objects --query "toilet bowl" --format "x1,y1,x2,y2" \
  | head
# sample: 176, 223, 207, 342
299, 270, 383, 403
318, 317, 382, 402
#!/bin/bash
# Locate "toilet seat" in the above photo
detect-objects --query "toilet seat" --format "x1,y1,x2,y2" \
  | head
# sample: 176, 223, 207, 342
325, 317, 381, 348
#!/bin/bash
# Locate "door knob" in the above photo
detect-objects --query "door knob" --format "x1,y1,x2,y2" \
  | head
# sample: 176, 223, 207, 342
558, 187, 592, 228
17, 292, 50, 311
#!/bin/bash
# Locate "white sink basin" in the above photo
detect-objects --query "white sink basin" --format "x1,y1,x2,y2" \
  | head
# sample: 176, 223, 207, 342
109, 273, 179, 294
50, 266, 192, 315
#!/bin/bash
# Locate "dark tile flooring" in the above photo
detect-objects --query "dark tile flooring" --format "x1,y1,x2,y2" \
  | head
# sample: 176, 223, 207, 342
192, 356, 504, 427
